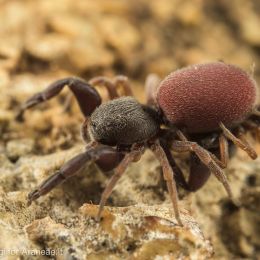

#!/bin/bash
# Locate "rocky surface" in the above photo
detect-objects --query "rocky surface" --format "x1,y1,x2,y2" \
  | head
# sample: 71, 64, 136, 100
0, 0, 260, 259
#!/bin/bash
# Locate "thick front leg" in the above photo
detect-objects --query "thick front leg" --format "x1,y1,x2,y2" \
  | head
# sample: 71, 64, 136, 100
16, 77, 101, 120
27, 145, 120, 205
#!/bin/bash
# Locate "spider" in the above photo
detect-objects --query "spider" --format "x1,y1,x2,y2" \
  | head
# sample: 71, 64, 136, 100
16, 62, 259, 226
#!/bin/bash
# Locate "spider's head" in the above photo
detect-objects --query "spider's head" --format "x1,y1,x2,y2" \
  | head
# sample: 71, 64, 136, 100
87, 96, 159, 146
89, 102, 128, 146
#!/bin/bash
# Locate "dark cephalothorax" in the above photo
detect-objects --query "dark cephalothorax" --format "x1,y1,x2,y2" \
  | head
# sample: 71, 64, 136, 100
89, 97, 159, 146
16, 62, 259, 226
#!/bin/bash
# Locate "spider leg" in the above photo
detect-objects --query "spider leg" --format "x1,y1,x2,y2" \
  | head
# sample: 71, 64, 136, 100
219, 134, 229, 168
175, 131, 229, 191
27, 144, 121, 205
243, 119, 259, 129
96, 144, 145, 221
175, 131, 210, 191
178, 130, 228, 169
160, 140, 188, 190
145, 73, 161, 105
171, 136, 233, 199
162, 135, 212, 192
220, 122, 257, 159
113, 75, 133, 96
252, 108, 260, 116
243, 120, 260, 141
16, 77, 101, 121
89, 76, 119, 99
204, 134, 229, 169
150, 140, 183, 226
89, 75, 133, 99
63, 75, 132, 113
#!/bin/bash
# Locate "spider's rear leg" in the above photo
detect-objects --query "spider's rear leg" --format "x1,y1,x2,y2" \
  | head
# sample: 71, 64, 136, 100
252, 107, 260, 117
218, 134, 229, 168
187, 134, 230, 191
171, 136, 234, 200
206, 134, 229, 169
181, 146, 228, 193
16, 77, 101, 121
161, 138, 212, 192
220, 122, 257, 159
173, 131, 229, 192
178, 130, 229, 169
243, 120, 260, 141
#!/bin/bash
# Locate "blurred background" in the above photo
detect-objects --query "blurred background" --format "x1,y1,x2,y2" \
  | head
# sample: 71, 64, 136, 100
0, 0, 259, 259
1, 0, 260, 95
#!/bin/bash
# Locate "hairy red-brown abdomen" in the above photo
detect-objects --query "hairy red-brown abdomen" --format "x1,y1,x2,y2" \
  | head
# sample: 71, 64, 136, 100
157, 62, 258, 133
